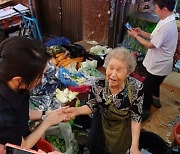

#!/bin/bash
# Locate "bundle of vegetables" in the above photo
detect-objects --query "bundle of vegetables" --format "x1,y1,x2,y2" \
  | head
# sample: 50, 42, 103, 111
56, 88, 78, 103
59, 67, 86, 86
46, 135, 66, 153
47, 45, 63, 57
51, 52, 84, 69
78, 59, 104, 77
56, 88, 78, 106
122, 15, 150, 55
89, 45, 111, 55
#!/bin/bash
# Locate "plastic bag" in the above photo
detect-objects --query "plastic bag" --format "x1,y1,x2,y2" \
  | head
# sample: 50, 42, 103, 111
30, 63, 61, 110
45, 37, 71, 47
59, 67, 85, 87
62, 43, 86, 58
45, 123, 78, 154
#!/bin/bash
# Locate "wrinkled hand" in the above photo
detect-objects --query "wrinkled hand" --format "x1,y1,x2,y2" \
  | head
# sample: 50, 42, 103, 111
130, 145, 141, 154
46, 106, 69, 116
63, 107, 77, 122
0, 144, 5, 154
43, 107, 69, 126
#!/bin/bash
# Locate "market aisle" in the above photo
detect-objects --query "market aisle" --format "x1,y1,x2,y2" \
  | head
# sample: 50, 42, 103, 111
142, 72, 180, 146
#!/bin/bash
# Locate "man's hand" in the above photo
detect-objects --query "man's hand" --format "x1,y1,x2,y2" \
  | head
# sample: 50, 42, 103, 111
128, 29, 139, 38
132, 28, 142, 35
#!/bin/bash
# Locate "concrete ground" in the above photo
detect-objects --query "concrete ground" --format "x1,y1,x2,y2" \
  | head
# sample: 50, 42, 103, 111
142, 72, 180, 146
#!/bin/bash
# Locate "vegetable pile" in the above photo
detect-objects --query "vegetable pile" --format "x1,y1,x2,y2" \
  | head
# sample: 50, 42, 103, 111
56, 88, 78, 106
46, 135, 66, 153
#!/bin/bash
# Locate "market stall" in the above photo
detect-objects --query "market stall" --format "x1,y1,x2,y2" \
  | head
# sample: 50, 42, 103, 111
29, 38, 112, 153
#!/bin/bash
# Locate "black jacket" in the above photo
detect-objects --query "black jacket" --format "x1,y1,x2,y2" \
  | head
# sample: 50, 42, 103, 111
0, 82, 30, 145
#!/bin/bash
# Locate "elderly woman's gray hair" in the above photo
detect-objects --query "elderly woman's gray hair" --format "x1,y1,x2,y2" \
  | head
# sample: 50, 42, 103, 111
103, 47, 136, 74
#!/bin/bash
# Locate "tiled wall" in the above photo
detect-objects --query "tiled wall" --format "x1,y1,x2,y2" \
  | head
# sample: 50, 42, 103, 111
83, 0, 109, 44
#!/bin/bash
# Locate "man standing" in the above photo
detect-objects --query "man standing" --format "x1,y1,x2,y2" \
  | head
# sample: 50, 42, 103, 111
128, 0, 178, 121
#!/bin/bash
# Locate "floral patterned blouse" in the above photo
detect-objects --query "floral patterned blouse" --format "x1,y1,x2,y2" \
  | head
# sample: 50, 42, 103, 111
86, 76, 143, 122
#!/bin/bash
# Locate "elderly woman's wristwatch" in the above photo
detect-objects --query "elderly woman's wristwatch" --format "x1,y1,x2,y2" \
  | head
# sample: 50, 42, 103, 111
41, 111, 46, 120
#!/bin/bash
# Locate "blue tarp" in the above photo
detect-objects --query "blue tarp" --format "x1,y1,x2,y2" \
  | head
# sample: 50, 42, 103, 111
45, 37, 71, 47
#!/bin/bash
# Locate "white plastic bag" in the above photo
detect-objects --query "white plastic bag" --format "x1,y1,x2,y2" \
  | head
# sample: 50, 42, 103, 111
45, 123, 78, 154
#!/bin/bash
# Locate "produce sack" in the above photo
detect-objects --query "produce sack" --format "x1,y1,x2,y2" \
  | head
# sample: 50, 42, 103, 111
62, 43, 86, 58
68, 85, 91, 101
59, 67, 85, 87
45, 37, 71, 47
45, 123, 78, 154
130, 72, 146, 83
68, 85, 90, 93
30, 63, 61, 110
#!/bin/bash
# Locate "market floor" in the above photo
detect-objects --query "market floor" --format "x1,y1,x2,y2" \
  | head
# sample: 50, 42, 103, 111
141, 72, 180, 146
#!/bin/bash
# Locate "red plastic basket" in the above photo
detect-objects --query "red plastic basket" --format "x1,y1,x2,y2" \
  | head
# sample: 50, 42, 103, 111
36, 138, 54, 152
173, 122, 180, 145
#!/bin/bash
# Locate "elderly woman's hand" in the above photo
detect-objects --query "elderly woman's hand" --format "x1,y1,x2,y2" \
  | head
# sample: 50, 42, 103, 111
130, 145, 141, 154
46, 106, 69, 116
42, 107, 69, 127
63, 107, 77, 122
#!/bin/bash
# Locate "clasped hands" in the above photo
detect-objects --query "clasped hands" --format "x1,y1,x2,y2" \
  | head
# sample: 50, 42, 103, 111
47, 106, 77, 123
41, 106, 77, 127
60, 106, 77, 122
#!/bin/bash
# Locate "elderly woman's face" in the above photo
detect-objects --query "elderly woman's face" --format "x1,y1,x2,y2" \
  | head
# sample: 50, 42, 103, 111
106, 57, 128, 87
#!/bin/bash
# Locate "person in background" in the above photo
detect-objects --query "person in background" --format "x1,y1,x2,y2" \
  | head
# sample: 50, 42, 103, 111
0, 36, 67, 149
64, 47, 143, 154
128, 0, 178, 121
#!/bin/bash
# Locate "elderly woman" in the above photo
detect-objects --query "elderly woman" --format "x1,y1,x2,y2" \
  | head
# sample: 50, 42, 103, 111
65, 47, 143, 154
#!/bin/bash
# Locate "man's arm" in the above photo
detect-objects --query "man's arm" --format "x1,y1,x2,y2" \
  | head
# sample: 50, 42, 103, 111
135, 35, 155, 49
128, 30, 155, 49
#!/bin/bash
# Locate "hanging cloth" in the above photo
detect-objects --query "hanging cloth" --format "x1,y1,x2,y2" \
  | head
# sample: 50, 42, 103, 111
102, 79, 132, 154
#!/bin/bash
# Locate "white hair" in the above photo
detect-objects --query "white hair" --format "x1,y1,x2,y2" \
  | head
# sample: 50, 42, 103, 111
103, 47, 136, 74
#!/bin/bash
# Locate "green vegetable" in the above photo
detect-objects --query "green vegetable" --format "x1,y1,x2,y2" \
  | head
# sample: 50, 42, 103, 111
45, 135, 66, 153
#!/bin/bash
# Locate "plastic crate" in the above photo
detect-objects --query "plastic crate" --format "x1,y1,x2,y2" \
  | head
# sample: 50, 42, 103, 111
173, 123, 180, 145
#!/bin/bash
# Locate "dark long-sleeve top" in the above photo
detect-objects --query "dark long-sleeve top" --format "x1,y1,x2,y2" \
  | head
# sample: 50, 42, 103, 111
0, 81, 30, 145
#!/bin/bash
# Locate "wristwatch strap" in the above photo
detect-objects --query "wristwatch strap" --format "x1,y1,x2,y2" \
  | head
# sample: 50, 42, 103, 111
41, 111, 46, 120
